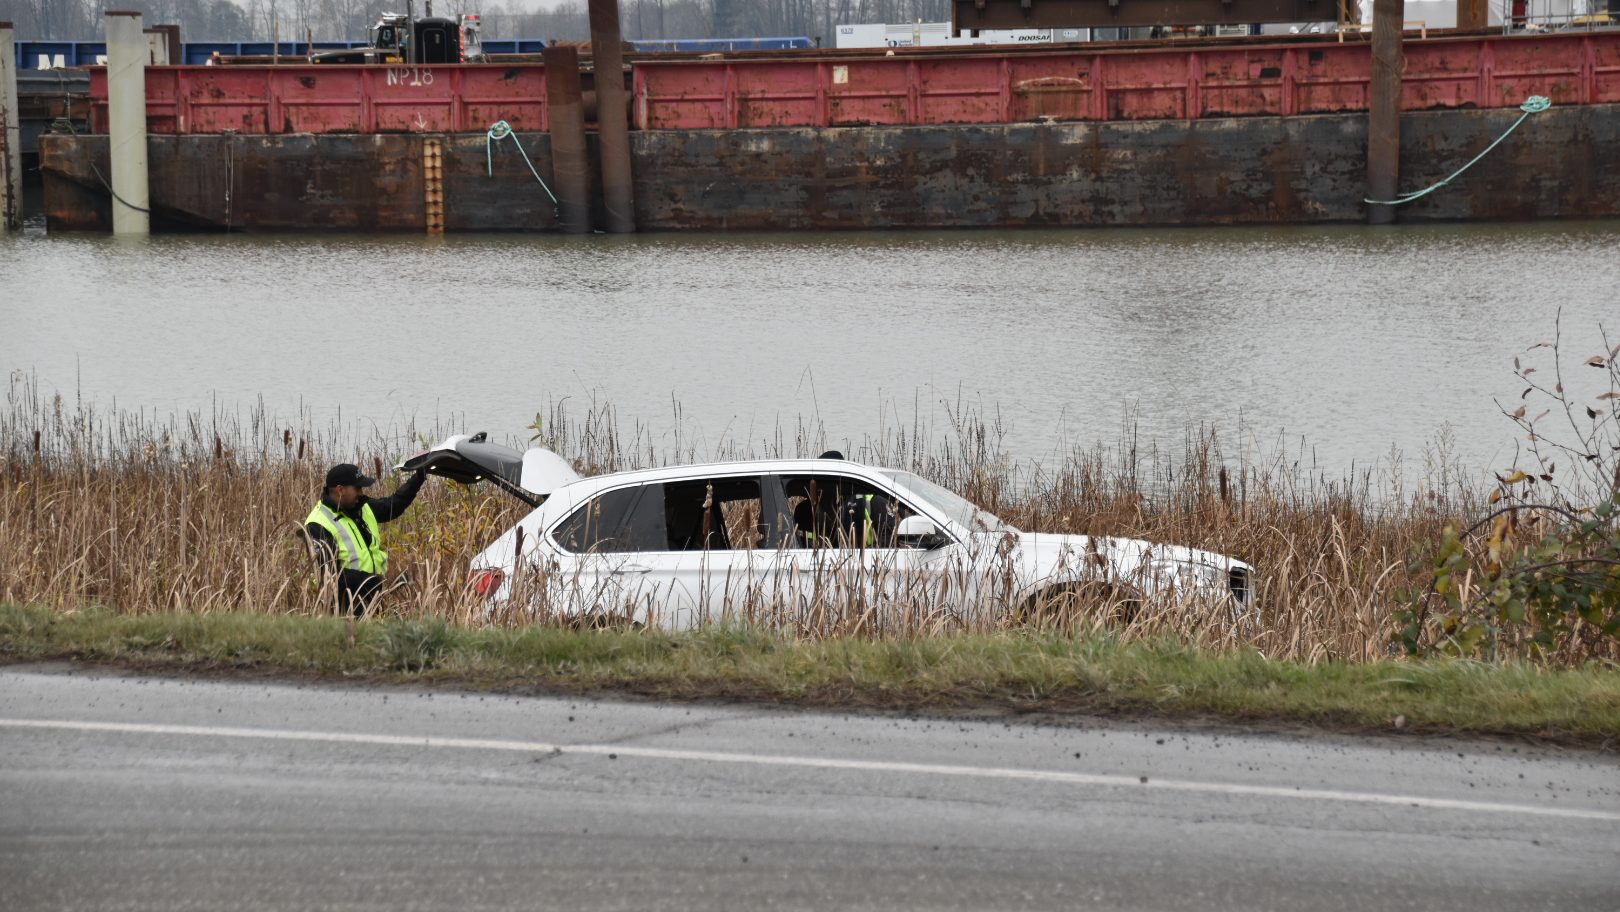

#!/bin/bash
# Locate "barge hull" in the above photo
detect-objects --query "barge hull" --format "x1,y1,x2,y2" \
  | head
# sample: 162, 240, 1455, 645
42, 104, 1620, 232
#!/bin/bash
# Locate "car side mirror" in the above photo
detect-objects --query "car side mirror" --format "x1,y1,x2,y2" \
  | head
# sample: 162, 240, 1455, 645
896, 515, 950, 550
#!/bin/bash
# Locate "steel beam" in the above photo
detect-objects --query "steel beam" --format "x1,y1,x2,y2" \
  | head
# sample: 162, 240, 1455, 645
106, 10, 151, 235
1367, 0, 1403, 224
589, 0, 635, 233
1458, 0, 1489, 29
544, 46, 592, 234
952, 0, 1335, 29
0, 21, 20, 231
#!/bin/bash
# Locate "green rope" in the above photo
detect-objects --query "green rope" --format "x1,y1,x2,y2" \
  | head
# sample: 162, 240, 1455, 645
1366, 96, 1552, 207
485, 120, 560, 212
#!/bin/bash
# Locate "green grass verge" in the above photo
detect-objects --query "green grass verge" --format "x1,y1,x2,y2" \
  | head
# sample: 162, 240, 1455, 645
3, 603, 1617, 742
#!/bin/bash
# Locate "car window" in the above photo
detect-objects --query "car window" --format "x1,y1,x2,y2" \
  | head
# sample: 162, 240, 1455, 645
663, 477, 771, 551
552, 484, 666, 553
778, 474, 917, 550
878, 469, 1013, 533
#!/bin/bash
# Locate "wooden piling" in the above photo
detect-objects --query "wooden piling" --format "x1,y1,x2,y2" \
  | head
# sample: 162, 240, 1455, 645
589, 0, 636, 233
544, 45, 592, 234
1367, 0, 1404, 225
0, 22, 20, 231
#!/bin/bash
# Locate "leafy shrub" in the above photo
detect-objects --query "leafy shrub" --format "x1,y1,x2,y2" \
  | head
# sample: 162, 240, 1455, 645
1399, 322, 1620, 661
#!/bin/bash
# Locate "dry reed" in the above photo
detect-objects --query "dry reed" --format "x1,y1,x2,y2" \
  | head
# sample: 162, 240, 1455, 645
8, 375, 1590, 665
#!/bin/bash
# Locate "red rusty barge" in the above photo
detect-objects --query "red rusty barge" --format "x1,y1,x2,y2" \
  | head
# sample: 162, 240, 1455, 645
38, 29, 1620, 232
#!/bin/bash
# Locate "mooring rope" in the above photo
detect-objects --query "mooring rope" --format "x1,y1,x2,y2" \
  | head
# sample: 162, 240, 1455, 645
1365, 95, 1552, 207
43, 114, 154, 216
485, 120, 560, 215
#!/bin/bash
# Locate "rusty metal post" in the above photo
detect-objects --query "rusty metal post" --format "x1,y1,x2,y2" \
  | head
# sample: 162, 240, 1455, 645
106, 10, 151, 235
544, 45, 592, 234
0, 21, 21, 231
1367, 0, 1404, 225
422, 138, 444, 234
589, 0, 636, 233
1458, 0, 1488, 30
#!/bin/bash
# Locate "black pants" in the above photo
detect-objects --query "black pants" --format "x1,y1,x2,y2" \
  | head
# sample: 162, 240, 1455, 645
336, 568, 384, 617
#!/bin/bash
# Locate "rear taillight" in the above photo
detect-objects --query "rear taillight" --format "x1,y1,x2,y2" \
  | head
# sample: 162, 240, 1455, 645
470, 568, 505, 598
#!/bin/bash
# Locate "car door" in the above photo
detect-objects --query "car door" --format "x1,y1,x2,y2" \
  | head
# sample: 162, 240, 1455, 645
649, 473, 794, 628
540, 472, 795, 629
398, 432, 580, 506
542, 481, 692, 625
768, 472, 966, 633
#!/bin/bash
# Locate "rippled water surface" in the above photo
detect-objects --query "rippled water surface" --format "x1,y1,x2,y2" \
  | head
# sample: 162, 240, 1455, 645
3, 221, 1616, 478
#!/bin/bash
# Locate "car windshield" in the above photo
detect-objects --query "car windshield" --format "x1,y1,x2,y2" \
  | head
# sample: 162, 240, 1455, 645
879, 470, 1016, 534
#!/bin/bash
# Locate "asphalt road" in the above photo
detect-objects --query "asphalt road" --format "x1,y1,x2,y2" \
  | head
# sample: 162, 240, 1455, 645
0, 664, 1616, 912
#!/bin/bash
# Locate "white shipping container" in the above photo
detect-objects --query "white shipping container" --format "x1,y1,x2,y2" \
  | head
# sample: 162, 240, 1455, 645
834, 23, 888, 48
835, 21, 1087, 49
979, 29, 1057, 44
883, 22, 953, 47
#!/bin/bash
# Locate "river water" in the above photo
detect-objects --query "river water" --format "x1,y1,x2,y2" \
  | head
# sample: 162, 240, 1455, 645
2, 220, 1616, 483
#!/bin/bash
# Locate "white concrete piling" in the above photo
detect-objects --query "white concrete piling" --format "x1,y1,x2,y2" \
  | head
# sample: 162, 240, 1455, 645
1, 21, 22, 231
105, 11, 150, 235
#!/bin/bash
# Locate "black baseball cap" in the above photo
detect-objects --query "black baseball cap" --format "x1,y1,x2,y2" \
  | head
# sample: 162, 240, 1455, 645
324, 463, 376, 488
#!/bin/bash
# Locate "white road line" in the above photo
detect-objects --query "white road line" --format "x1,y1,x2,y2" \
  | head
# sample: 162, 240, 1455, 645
3, 717, 1616, 823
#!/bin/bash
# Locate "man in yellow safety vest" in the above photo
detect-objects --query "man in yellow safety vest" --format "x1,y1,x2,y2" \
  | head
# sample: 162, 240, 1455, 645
304, 463, 428, 616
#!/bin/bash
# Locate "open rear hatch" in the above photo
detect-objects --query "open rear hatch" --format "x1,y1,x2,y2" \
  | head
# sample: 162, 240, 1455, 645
398, 432, 580, 507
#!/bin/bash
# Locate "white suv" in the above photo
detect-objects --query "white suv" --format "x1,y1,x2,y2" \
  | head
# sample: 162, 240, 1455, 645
403, 434, 1256, 629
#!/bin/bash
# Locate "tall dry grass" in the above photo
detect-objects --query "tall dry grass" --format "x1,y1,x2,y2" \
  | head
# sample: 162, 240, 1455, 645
0, 375, 1541, 664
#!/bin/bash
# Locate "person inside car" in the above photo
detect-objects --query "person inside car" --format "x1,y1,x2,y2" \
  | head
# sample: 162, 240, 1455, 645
790, 472, 898, 549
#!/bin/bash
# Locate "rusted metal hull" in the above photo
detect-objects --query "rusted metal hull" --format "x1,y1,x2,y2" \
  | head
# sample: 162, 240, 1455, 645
635, 32, 1620, 128
41, 132, 560, 231
42, 103, 1620, 232
48, 30, 1617, 233
636, 106, 1618, 228
16, 68, 90, 178
88, 32, 1620, 134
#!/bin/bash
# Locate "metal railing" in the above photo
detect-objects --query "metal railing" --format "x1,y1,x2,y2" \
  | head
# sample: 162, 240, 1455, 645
1501, 0, 1619, 33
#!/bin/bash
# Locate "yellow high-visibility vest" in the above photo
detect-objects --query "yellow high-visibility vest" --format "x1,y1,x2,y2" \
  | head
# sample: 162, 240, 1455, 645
305, 502, 388, 574
805, 494, 881, 548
